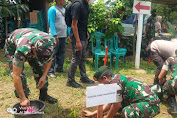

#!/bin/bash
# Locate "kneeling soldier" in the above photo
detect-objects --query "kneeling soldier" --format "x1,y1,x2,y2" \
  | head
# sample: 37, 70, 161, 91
84, 66, 160, 118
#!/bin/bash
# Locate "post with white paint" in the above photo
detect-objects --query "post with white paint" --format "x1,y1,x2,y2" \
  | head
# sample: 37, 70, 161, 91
135, 14, 143, 69
133, 0, 151, 69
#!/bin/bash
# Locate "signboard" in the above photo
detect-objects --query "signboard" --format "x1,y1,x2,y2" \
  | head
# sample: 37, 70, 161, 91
86, 83, 117, 108
133, 1, 151, 14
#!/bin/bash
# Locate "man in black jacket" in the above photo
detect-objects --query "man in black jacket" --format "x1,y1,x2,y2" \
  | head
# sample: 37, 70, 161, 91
66, 0, 95, 88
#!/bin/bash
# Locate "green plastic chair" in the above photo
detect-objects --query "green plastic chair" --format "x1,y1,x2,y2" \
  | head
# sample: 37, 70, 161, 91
7, 21, 15, 33
91, 32, 112, 70
109, 34, 127, 69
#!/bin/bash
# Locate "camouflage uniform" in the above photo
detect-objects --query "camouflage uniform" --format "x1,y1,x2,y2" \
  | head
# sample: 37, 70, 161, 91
4, 28, 56, 97
142, 16, 156, 59
110, 74, 160, 118
146, 16, 156, 42
161, 56, 177, 99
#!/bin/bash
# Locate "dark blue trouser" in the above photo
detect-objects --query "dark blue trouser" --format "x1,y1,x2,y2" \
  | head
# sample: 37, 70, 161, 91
49, 37, 66, 74
68, 40, 88, 81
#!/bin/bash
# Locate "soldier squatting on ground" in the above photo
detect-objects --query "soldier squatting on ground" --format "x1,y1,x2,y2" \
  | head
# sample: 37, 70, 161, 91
83, 66, 160, 118
158, 49, 177, 114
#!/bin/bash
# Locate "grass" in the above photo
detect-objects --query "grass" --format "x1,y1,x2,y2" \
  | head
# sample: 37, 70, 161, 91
0, 49, 175, 118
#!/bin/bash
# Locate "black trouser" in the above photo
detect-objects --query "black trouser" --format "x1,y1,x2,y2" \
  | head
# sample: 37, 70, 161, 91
68, 39, 88, 81
150, 51, 166, 85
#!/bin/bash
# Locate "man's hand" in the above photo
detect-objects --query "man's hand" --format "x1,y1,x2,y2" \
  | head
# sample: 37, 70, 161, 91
67, 36, 71, 43
83, 110, 95, 117
20, 98, 30, 107
159, 78, 165, 85
37, 76, 46, 89
76, 41, 82, 51
87, 32, 90, 40
54, 36, 59, 45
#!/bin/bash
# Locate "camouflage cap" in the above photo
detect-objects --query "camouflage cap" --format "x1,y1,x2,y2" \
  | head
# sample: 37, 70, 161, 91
151, 9, 156, 14
35, 38, 56, 63
175, 49, 177, 54
93, 66, 109, 81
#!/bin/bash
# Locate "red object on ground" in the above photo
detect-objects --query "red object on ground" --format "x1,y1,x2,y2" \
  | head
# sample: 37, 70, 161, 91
148, 57, 150, 67
104, 46, 108, 66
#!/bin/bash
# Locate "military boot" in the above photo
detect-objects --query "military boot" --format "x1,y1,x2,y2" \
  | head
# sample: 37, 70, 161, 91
39, 89, 58, 104
167, 95, 177, 114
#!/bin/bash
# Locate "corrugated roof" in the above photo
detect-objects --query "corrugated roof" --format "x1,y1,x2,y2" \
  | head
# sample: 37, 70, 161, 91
151, 0, 177, 5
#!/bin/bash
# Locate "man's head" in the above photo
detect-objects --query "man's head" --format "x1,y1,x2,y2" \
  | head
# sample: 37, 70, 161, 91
156, 16, 162, 22
56, 0, 65, 6
93, 66, 113, 84
32, 38, 56, 63
175, 49, 177, 55
151, 9, 157, 17
84, 0, 90, 3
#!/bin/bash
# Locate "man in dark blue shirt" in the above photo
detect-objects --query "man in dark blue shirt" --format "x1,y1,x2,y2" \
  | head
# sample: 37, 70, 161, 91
66, 0, 95, 88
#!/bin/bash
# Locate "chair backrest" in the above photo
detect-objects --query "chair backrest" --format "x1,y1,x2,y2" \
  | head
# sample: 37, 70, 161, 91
113, 34, 119, 49
111, 34, 127, 53
91, 32, 105, 53
109, 34, 119, 51
109, 36, 114, 51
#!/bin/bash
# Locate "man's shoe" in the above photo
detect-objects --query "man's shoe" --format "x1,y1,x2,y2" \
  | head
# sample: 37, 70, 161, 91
167, 95, 177, 114
39, 94, 58, 104
48, 73, 57, 78
39, 89, 58, 104
56, 68, 68, 73
80, 77, 95, 84
66, 80, 83, 88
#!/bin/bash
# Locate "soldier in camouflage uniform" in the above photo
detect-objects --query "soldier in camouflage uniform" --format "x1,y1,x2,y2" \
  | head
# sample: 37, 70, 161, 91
4, 28, 58, 107
142, 9, 156, 60
158, 49, 177, 114
84, 66, 160, 118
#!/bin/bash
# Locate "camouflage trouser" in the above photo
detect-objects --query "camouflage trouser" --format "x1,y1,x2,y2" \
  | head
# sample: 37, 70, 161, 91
6, 56, 48, 98
162, 78, 177, 99
122, 102, 160, 118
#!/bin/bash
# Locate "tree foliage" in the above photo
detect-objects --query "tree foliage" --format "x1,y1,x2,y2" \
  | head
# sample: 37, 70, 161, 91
167, 21, 177, 38
0, 0, 29, 17
49, 0, 70, 7
88, 0, 125, 39
0, 0, 29, 36
152, 3, 177, 23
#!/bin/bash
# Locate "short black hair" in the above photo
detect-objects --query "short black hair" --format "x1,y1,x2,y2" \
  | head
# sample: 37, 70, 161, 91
98, 69, 113, 80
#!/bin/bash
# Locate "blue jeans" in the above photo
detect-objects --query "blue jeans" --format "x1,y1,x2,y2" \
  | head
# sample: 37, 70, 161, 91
49, 37, 66, 74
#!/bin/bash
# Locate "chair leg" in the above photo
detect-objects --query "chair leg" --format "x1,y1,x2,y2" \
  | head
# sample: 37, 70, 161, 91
111, 54, 114, 68
110, 55, 112, 69
95, 55, 99, 71
123, 55, 126, 67
115, 55, 120, 70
